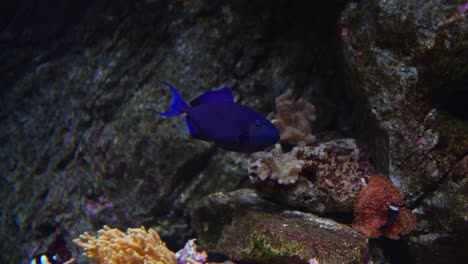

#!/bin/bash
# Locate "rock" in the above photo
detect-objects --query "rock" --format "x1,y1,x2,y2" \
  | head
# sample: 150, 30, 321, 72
192, 189, 368, 264
249, 139, 374, 213
341, 0, 468, 200
340, 0, 468, 262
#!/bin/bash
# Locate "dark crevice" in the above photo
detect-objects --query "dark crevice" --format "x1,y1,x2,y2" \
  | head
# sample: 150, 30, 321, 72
280, 142, 295, 153
322, 211, 354, 225
431, 85, 468, 120
54, 143, 79, 171
145, 145, 217, 220
299, 166, 317, 182
375, 238, 413, 264
167, 146, 218, 204
32, 149, 50, 175
34, 221, 56, 239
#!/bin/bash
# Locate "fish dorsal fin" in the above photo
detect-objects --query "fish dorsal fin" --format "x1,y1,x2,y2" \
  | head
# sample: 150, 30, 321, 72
190, 86, 234, 106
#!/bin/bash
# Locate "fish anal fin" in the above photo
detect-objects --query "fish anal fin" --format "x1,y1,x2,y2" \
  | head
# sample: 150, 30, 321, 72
190, 86, 234, 106
185, 118, 203, 139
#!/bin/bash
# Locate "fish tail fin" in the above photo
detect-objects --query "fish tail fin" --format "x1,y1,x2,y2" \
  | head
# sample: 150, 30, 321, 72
155, 81, 189, 116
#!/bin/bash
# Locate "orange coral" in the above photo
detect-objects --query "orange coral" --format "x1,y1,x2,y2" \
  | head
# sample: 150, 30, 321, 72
352, 175, 416, 239
74, 225, 177, 264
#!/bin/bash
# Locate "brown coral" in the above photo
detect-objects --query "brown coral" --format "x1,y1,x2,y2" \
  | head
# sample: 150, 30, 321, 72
73, 225, 177, 264
249, 143, 305, 184
249, 138, 374, 213
352, 175, 416, 239
268, 89, 316, 146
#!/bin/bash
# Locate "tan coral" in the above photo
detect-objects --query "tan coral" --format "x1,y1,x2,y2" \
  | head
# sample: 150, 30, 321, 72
73, 225, 177, 264
268, 89, 316, 146
249, 144, 305, 184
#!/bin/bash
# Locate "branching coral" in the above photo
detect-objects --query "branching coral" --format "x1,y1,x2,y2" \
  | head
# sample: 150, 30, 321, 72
268, 89, 316, 146
73, 225, 177, 264
249, 144, 305, 184
352, 175, 416, 239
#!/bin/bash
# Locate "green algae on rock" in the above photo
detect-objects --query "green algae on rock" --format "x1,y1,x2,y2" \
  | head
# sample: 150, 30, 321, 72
192, 189, 368, 264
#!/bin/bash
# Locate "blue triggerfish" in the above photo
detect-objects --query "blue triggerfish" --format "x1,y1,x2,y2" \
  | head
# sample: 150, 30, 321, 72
154, 81, 280, 152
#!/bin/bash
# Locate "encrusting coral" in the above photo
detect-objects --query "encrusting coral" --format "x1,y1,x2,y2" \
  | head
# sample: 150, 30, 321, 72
249, 139, 374, 213
73, 225, 177, 264
267, 89, 316, 146
352, 175, 416, 239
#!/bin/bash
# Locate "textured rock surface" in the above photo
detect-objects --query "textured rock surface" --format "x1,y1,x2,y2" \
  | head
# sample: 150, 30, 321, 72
249, 139, 374, 213
341, 0, 468, 262
192, 189, 368, 264
0, 1, 352, 263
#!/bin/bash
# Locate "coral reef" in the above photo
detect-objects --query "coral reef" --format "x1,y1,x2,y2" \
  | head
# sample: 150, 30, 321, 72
352, 175, 416, 240
267, 89, 316, 146
249, 138, 374, 213
73, 225, 177, 264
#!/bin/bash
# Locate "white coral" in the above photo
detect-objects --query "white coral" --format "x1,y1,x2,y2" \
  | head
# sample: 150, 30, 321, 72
249, 144, 305, 184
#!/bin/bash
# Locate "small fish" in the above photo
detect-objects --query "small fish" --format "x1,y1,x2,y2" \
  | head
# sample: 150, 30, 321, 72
379, 201, 399, 229
154, 81, 280, 152
30, 252, 60, 264
29, 231, 72, 264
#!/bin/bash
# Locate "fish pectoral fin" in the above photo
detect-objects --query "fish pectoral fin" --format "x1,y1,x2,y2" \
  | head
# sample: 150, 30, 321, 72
190, 86, 234, 106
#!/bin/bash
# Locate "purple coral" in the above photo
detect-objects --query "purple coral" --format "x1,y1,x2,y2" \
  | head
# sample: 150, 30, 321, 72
308, 259, 320, 264
460, 3, 468, 13
175, 239, 208, 264
85, 196, 114, 218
